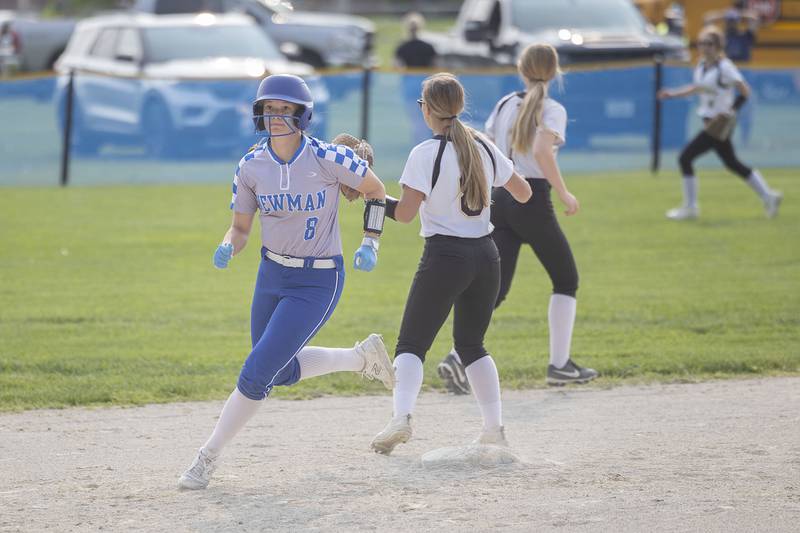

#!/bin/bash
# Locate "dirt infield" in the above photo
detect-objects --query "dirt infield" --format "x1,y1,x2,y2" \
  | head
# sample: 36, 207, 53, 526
1, 378, 799, 532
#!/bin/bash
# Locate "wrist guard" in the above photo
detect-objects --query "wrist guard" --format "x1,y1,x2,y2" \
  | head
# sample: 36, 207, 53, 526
733, 94, 747, 111
363, 198, 386, 235
385, 195, 399, 221
361, 236, 379, 250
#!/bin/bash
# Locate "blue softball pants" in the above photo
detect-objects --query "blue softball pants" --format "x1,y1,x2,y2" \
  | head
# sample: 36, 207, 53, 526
237, 248, 345, 400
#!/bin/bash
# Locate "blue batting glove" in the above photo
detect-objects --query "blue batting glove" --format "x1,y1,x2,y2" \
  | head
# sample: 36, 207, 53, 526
353, 237, 379, 272
213, 242, 234, 269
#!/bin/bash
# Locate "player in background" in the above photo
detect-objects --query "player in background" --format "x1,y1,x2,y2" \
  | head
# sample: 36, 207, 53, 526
369, 73, 532, 454
437, 43, 598, 394
178, 75, 395, 490
658, 26, 782, 220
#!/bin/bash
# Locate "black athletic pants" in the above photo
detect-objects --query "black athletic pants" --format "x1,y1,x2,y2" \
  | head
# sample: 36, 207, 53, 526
679, 128, 752, 179
395, 235, 500, 366
490, 179, 579, 306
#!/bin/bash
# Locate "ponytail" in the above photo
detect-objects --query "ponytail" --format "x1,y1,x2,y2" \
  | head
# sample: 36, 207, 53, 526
511, 43, 560, 155
510, 81, 547, 155
422, 72, 489, 212
448, 118, 488, 211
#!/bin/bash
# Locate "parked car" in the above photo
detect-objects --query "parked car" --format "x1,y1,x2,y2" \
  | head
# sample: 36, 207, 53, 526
423, 0, 690, 150
132, 0, 374, 68
426, 0, 689, 67
1, 11, 75, 72
54, 12, 326, 157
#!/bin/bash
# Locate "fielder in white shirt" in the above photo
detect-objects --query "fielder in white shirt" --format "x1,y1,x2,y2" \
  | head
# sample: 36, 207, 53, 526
437, 43, 599, 393
369, 73, 531, 454
658, 25, 782, 220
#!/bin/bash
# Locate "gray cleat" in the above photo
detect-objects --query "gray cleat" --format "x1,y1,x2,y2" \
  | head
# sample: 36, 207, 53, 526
546, 359, 598, 386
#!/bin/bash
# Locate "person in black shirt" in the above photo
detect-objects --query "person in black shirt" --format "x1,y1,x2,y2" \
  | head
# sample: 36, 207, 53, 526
396, 12, 438, 144
394, 12, 437, 68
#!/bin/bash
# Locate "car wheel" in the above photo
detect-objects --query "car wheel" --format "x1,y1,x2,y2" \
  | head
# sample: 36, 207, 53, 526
142, 99, 177, 158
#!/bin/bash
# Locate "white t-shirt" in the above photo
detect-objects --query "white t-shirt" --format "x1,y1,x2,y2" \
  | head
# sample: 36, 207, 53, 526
399, 134, 514, 238
485, 93, 567, 179
693, 58, 744, 118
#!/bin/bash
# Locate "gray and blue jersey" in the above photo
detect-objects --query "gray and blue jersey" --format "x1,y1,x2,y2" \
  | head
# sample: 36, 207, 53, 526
231, 135, 368, 258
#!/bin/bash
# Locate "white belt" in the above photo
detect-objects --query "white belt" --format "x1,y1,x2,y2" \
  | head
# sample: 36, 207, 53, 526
265, 250, 336, 269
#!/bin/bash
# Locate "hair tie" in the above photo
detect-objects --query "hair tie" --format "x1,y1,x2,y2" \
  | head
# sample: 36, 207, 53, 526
531, 78, 547, 83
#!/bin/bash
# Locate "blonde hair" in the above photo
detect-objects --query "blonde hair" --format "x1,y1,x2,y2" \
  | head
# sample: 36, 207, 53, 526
421, 73, 488, 212
699, 25, 726, 56
403, 12, 425, 38
511, 44, 560, 155
332, 133, 374, 166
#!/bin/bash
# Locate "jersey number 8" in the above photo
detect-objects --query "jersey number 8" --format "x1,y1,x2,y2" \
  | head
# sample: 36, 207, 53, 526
304, 217, 319, 241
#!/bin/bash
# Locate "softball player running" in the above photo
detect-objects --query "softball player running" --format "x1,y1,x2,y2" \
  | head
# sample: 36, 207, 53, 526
658, 25, 782, 220
369, 73, 532, 454
178, 75, 394, 490
437, 44, 597, 393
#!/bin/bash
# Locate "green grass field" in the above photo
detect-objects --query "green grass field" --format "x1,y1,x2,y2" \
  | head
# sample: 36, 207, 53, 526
0, 170, 798, 411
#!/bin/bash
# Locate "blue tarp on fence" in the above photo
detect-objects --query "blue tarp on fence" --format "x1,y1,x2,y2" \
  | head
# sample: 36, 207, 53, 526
1, 65, 798, 187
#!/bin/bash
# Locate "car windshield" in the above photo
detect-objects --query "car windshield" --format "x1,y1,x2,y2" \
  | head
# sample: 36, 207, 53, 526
510, 0, 646, 32
143, 24, 282, 63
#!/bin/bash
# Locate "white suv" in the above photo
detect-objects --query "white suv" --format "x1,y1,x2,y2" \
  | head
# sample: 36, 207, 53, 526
54, 12, 325, 157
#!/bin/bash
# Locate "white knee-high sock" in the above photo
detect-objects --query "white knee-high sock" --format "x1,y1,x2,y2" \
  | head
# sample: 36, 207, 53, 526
549, 294, 577, 369
203, 388, 263, 456
393, 352, 424, 417
465, 356, 502, 430
296, 346, 363, 381
746, 169, 773, 201
682, 175, 698, 208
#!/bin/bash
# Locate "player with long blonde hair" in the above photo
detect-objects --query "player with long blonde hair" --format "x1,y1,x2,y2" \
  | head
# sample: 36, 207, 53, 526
370, 73, 531, 453
437, 44, 598, 393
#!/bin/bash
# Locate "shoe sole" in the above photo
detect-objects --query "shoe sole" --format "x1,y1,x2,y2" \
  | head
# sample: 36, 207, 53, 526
437, 364, 470, 395
370, 430, 411, 455
546, 375, 597, 386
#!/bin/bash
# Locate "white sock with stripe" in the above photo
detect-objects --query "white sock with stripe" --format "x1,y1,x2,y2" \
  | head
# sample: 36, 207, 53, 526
464, 356, 502, 430
296, 346, 363, 380
202, 388, 263, 456
393, 352, 424, 417
549, 294, 576, 369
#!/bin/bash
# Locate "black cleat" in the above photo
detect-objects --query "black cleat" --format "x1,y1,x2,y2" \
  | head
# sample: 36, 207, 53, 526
437, 351, 470, 395
546, 359, 598, 386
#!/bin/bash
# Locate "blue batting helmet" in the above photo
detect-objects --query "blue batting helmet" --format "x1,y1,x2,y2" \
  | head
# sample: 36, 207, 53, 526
252, 74, 314, 133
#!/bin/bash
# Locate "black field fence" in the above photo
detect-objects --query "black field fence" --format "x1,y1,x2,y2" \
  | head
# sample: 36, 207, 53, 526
1, 63, 799, 187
